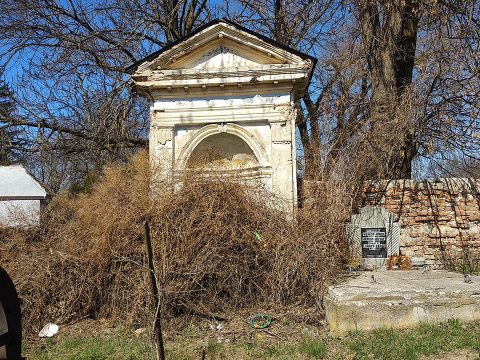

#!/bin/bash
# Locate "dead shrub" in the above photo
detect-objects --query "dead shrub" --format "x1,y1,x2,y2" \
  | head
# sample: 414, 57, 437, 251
0, 151, 345, 336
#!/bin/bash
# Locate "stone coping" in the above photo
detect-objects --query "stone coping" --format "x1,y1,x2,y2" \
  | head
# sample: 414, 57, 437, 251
328, 270, 479, 301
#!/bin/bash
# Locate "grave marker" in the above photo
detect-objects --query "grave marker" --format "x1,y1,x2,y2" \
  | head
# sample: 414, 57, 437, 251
346, 206, 400, 268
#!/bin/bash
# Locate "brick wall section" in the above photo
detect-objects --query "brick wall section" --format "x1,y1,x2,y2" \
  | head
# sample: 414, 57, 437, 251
303, 178, 480, 268
359, 178, 480, 267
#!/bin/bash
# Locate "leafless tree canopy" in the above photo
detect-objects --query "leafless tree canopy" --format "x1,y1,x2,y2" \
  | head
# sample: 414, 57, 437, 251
0, 0, 478, 189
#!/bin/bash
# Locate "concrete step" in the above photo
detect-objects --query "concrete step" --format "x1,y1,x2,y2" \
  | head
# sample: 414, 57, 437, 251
324, 270, 480, 334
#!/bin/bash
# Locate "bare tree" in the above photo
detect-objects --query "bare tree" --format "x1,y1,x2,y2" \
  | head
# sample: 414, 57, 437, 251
0, 78, 26, 165
0, 0, 478, 188
353, 0, 419, 178
0, 0, 209, 188
226, 0, 479, 182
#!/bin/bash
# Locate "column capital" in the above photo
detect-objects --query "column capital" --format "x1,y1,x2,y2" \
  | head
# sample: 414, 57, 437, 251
271, 121, 292, 144
151, 125, 173, 145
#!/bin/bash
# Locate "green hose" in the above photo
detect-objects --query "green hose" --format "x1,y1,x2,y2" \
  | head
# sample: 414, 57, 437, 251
248, 314, 272, 329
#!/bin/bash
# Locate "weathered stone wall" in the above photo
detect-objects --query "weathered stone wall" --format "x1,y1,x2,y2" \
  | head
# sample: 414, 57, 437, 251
358, 178, 480, 267
302, 178, 480, 267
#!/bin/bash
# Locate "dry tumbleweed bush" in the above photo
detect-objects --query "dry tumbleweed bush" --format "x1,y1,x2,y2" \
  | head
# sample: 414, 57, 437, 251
0, 152, 347, 335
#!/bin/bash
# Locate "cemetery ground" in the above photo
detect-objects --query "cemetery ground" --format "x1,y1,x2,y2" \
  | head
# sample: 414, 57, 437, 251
3, 153, 480, 359
24, 316, 480, 360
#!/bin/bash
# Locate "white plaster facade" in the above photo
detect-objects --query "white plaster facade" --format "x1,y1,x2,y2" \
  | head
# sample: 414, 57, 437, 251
128, 19, 315, 212
0, 165, 47, 227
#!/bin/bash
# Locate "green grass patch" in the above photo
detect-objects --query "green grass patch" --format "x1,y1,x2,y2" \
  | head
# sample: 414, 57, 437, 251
25, 320, 480, 360
27, 331, 153, 360
299, 337, 327, 359
344, 319, 480, 360
205, 340, 224, 355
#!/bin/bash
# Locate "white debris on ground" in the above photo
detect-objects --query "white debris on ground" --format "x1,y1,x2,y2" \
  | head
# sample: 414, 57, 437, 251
38, 323, 59, 338
209, 323, 224, 331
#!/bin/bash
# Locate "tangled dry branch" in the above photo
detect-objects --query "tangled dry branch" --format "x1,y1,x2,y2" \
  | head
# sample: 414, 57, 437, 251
0, 152, 348, 335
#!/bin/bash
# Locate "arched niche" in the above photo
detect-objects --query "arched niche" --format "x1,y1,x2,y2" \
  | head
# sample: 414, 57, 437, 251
187, 133, 259, 170
176, 123, 269, 171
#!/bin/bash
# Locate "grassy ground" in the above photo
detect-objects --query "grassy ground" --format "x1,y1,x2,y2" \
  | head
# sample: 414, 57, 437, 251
28, 332, 152, 360
24, 319, 480, 360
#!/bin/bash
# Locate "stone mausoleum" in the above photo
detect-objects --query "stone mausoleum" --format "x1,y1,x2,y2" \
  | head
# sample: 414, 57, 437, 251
128, 19, 315, 212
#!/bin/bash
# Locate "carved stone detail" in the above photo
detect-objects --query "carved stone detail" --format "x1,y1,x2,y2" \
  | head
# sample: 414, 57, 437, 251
218, 123, 228, 133
199, 46, 233, 62
152, 126, 173, 145
271, 121, 291, 143
191, 46, 248, 68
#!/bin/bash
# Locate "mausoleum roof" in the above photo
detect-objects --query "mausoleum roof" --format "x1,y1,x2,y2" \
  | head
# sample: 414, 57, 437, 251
0, 165, 47, 199
128, 19, 316, 94
126, 19, 317, 74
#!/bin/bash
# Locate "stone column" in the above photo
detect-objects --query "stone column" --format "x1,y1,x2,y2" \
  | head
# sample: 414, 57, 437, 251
150, 110, 174, 192
270, 114, 295, 212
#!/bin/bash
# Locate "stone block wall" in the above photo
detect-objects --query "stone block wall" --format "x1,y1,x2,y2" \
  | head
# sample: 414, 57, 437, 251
302, 178, 480, 268
358, 178, 480, 267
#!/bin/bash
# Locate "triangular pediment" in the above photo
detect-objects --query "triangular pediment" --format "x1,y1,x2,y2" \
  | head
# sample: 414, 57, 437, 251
165, 41, 280, 70
189, 46, 260, 69
130, 20, 313, 74
128, 19, 315, 91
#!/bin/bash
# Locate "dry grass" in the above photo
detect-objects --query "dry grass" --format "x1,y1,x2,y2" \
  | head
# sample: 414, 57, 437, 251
0, 151, 348, 336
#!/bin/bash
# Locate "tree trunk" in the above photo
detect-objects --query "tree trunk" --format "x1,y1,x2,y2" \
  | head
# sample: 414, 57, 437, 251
356, 0, 419, 179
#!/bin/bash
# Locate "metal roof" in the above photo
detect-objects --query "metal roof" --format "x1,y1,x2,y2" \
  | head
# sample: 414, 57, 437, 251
0, 165, 47, 199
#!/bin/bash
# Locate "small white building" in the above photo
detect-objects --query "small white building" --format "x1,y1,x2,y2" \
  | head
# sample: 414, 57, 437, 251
0, 165, 47, 227
128, 19, 315, 213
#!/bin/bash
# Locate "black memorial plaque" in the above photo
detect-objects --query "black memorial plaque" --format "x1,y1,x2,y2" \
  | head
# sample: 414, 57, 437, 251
361, 227, 387, 258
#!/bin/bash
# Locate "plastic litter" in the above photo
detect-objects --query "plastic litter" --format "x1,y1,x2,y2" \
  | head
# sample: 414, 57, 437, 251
39, 323, 59, 338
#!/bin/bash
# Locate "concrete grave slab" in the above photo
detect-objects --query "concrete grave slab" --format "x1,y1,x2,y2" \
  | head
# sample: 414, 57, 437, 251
324, 270, 480, 334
